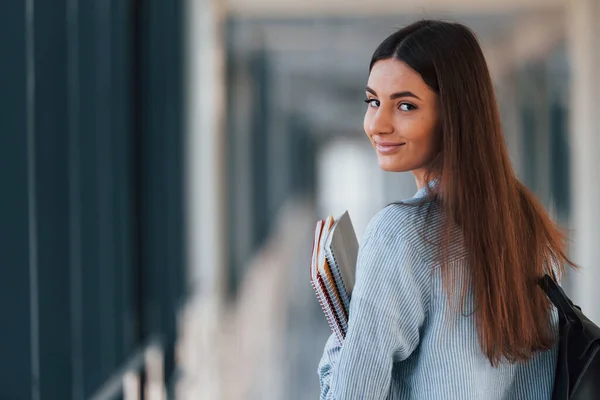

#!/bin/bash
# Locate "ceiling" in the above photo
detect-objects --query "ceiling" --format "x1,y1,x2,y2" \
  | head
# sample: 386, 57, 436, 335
224, 3, 567, 138
226, 0, 563, 18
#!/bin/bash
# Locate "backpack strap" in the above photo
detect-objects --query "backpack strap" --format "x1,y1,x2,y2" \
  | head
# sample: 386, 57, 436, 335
538, 274, 581, 324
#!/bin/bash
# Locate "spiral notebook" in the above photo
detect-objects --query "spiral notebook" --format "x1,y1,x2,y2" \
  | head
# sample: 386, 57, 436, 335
324, 210, 358, 313
318, 215, 348, 335
310, 219, 345, 344
310, 211, 358, 344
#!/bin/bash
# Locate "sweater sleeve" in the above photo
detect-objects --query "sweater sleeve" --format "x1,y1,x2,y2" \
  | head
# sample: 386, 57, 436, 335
317, 213, 431, 399
317, 332, 341, 400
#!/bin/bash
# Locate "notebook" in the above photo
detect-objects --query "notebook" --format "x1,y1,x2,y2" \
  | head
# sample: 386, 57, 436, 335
309, 210, 359, 344
310, 219, 345, 344
318, 215, 348, 335
324, 210, 358, 314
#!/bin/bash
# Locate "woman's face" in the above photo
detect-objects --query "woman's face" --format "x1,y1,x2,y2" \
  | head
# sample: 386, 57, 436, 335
364, 59, 440, 180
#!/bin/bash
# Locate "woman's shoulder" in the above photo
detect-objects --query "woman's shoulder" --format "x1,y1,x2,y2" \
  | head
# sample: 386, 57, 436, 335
364, 200, 439, 245
356, 202, 438, 293
362, 199, 458, 263
365, 199, 441, 238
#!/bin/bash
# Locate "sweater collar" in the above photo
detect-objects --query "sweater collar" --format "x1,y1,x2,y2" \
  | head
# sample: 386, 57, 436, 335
413, 179, 439, 199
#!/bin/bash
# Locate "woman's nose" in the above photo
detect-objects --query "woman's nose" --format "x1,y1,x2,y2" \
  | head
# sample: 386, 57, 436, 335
369, 110, 394, 136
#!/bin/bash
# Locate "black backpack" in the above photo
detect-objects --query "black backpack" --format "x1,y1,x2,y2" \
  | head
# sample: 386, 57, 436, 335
539, 275, 600, 400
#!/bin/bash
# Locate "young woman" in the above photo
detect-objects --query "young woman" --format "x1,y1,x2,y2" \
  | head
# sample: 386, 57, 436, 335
317, 19, 575, 399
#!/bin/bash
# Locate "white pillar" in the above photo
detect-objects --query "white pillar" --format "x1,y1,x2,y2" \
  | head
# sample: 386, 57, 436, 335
183, 0, 226, 398
186, 0, 226, 297
567, 0, 600, 323
316, 139, 390, 240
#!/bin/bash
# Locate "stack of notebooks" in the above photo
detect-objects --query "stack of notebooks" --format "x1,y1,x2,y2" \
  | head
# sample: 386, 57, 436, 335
310, 210, 359, 345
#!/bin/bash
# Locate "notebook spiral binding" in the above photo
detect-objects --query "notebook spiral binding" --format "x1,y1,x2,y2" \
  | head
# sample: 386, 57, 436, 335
310, 218, 346, 346
321, 269, 348, 334
311, 278, 345, 345
325, 250, 351, 314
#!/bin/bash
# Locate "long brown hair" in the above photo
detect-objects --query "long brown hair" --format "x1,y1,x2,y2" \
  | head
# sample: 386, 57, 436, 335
370, 20, 576, 365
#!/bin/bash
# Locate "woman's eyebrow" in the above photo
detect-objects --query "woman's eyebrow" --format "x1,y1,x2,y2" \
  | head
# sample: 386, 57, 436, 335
366, 86, 422, 101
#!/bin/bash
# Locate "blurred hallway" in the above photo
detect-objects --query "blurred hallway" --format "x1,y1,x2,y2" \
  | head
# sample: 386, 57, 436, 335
183, 0, 600, 397
2, 0, 600, 399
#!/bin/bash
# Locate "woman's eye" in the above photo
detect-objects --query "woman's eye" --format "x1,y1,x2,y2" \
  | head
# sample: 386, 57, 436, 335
399, 103, 417, 112
364, 99, 380, 108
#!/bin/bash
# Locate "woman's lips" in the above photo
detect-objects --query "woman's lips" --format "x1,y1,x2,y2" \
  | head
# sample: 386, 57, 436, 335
375, 142, 406, 154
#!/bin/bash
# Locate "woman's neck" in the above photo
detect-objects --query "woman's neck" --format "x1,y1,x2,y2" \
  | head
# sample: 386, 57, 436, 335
412, 169, 428, 191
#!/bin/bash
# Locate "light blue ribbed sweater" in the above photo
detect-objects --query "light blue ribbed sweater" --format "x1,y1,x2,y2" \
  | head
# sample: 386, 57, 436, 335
318, 185, 558, 399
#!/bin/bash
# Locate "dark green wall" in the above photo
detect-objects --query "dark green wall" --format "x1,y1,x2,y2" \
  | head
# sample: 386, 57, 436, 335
0, 1, 186, 399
